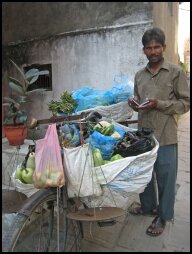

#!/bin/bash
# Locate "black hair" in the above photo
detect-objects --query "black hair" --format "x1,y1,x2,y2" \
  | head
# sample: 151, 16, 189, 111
142, 27, 165, 47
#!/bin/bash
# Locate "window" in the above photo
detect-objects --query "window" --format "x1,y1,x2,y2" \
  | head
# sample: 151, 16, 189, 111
24, 64, 52, 91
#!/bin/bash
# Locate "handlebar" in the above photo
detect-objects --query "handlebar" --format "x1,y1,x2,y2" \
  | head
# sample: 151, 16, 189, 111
28, 111, 138, 129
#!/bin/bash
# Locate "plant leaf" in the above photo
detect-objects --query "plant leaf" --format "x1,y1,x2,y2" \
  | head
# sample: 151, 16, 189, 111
3, 97, 17, 104
26, 88, 47, 94
9, 82, 24, 94
25, 68, 39, 79
28, 70, 49, 85
28, 75, 39, 84
8, 77, 23, 88
17, 110, 28, 123
4, 112, 16, 124
25, 69, 49, 79
2, 102, 11, 107
9, 59, 26, 81
38, 70, 49, 75
16, 96, 28, 104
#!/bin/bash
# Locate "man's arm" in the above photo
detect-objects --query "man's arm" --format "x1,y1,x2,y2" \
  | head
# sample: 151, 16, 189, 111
155, 69, 190, 115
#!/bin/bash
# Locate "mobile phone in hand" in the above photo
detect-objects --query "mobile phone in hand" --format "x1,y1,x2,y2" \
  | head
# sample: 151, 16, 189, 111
132, 99, 140, 106
139, 99, 150, 106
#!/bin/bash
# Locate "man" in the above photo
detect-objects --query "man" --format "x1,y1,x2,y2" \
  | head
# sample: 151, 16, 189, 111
128, 27, 190, 236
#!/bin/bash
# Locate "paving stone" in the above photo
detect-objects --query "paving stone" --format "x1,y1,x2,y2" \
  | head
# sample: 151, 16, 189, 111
80, 239, 110, 252
82, 214, 127, 249
162, 219, 190, 252
117, 215, 170, 252
174, 200, 190, 222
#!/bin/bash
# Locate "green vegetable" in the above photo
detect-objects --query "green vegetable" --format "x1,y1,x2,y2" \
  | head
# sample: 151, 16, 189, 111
111, 131, 121, 140
102, 126, 114, 136
103, 160, 111, 164
97, 121, 111, 128
92, 148, 104, 167
93, 126, 101, 132
48, 91, 77, 114
93, 121, 114, 136
110, 154, 123, 162
93, 121, 111, 130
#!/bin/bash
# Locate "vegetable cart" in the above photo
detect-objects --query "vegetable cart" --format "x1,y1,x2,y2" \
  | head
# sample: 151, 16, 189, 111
2, 111, 159, 252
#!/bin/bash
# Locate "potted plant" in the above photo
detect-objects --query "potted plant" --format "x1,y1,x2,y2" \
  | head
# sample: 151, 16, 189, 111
3, 59, 49, 146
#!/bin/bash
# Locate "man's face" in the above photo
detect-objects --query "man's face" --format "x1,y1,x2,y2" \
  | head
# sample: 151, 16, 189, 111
143, 40, 166, 63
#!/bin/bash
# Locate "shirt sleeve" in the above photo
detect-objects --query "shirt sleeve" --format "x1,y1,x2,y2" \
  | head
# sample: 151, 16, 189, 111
134, 73, 140, 100
156, 69, 190, 115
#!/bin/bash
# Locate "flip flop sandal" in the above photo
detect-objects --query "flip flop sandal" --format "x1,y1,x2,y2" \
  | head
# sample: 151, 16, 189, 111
128, 202, 158, 216
146, 216, 166, 237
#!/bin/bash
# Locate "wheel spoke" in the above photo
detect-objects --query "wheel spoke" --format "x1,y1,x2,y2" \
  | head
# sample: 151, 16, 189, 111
2, 188, 82, 252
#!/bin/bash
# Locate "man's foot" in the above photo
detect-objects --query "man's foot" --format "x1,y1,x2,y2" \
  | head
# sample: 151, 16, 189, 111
128, 202, 158, 216
146, 216, 166, 237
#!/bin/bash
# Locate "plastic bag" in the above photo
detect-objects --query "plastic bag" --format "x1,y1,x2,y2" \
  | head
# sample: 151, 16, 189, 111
87, 131, 116, 160
72, 86, 114, 112
33, 124, 65, 189
63, 143, 102, 198
114, 128, 155, 157
59, 123, 80, 147
11, 164, 39, 198
72, 86, 95, 98
111, 74, 134, 103
114, 125, 126, 140
81, 125, 159, 209
75, 101, 133, 122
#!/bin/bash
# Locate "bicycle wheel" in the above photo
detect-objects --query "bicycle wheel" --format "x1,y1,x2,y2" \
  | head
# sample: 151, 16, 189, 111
2, 187, 82, 252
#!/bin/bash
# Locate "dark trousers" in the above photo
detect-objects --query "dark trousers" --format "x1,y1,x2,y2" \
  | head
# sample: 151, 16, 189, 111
139, 144, 178, 220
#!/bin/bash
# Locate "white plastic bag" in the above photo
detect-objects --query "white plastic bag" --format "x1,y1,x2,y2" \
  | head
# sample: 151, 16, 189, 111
75, 101, 133, 122
11, 164, 39, 198
81, 123, 159, 209
63, 143, 102, 198
94, 137, 158, 188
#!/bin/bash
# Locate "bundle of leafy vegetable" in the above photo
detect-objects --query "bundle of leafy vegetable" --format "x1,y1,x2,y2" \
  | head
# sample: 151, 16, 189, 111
48, 91, 78, 114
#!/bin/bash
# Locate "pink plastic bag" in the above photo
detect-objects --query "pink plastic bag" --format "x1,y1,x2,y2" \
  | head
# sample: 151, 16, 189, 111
33, 124, 65, 189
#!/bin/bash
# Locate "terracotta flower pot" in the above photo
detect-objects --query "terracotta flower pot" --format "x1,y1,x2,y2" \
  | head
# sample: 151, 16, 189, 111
4, 124, 27, 146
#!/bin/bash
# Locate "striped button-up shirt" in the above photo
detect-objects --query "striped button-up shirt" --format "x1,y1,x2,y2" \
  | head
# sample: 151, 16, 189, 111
134, 58, 190, 146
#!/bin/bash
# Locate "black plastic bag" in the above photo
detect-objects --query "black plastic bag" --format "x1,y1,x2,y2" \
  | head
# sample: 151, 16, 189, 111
113, 128, 155, 157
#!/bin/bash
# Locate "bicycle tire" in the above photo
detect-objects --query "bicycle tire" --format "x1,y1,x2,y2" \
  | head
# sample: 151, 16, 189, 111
2, 187, 82, 252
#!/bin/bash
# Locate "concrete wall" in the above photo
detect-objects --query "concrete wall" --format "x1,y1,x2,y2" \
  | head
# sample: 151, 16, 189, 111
2, 2, 153, 45
2, 2, 153, 121
2, 2, 179, 122
4, 23, 152, 120
153, 2, 179, 64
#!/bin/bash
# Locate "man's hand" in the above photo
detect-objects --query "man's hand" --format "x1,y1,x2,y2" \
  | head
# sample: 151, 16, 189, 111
138, 98, 158, 109
128, 97, 139, 111
128, 97, 158, 111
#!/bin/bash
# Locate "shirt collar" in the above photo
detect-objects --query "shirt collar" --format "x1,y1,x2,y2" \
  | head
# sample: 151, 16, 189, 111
145, 58, 170, 73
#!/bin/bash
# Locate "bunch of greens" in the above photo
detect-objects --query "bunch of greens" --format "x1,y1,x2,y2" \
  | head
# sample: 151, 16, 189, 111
48, 91, 78, 115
